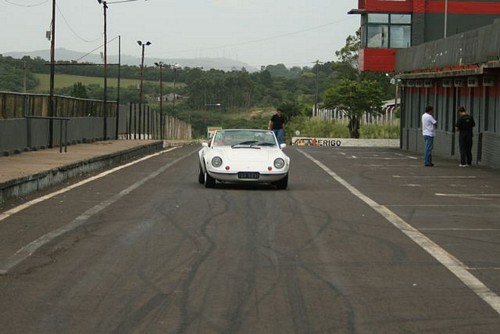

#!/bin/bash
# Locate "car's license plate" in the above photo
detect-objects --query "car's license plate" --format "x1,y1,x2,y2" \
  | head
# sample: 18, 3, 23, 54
238, 172, 260, 179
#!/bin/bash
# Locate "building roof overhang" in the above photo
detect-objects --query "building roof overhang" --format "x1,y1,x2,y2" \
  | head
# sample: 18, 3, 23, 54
348, 9, 366, 15
397, 60, 500, 79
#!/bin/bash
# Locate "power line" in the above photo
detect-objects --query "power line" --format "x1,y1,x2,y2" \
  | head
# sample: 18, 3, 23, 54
56, 2, 100, 44
75, 35, 121, 62
4, 0, 48, 7
163, 17, 356, 56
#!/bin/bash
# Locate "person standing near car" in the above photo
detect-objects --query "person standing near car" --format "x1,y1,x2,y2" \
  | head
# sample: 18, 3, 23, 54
455, 106, 476, 167
422, 105, 437, 167
268, 108, 285, 144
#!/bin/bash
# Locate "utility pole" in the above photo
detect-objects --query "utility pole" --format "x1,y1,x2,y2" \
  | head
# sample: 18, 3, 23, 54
172, 64, 180, 116
314, 60, 323, 118
98, 0, 146, 139
155, 61, 165, 140
115, 35, 121, 140
137, 40, 151, 139
23, 60, 27, 93
49, 0, 56, 147
97, 0, 109, 139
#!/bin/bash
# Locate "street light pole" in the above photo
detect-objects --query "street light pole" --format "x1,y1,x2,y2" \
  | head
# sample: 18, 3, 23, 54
155, 61, 164, 140
97, 0, 146, 140
115, 35, 121, 140
97, 0, 109, 139
171, 64, 180, 116
138, 40, 151, 139
314, 60, 323, 118
49, 0, 56, 148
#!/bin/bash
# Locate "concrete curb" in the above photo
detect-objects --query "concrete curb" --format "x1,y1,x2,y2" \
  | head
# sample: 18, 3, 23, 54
0, 141, 164, 204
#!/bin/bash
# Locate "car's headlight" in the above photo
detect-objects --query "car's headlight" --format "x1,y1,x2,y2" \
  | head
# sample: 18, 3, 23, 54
274, 158, 285, 169
211, 156, 223, 167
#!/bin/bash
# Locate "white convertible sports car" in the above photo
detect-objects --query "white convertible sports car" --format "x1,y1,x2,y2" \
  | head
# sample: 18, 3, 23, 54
198, 129, 290, 189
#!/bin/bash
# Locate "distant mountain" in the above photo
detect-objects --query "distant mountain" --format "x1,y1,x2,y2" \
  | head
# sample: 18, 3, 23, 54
4, 48, 258, 72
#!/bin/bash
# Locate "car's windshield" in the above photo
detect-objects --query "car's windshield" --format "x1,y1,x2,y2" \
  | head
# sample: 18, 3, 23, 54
213, 130, 277, 147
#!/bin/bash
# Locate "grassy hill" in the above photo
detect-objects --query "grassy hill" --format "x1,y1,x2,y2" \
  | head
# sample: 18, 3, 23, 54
32, 73, 172, 93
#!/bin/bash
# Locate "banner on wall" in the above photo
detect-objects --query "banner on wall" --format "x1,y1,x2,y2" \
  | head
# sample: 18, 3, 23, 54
207, 127, 223, 138
291, 137, 399, 147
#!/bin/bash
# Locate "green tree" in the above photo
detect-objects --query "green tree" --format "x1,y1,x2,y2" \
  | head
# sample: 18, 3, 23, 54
335, 30, 360, 69
265, 64, 292, 78
333, 30, 394, 99
0, 56, 39, 92
278, 101, 301, 122
70, 82, 88, 98
323, 79, 384, 138
259, 70, 273, 88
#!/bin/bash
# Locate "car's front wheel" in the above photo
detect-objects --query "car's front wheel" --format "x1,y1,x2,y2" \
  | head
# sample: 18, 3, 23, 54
273, 174, 288, 190
198, 164, 205, 184
205, 171, 216, 188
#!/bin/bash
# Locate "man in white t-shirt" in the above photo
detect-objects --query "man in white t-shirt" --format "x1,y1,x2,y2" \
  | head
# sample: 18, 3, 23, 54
422, 106, 437, 166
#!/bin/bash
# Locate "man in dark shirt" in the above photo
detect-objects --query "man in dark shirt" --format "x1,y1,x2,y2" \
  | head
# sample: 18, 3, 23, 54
268, 108, 285, 144
455, 106, 476, 167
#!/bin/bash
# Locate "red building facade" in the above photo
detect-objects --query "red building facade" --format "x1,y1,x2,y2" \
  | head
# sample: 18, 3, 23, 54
350, 0, 500, 72
347, 0, 500, 168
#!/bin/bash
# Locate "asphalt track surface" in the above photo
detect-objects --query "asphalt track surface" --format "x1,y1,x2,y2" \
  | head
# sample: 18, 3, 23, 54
0, 144, 499, 333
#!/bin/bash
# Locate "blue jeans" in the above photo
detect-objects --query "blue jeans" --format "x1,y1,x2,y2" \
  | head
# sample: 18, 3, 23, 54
423, 135, 434, 165
273, 129, 284, 144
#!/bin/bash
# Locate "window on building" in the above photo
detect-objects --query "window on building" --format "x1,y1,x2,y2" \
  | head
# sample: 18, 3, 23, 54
367, 25, 389, 48
362, 13, 411, 49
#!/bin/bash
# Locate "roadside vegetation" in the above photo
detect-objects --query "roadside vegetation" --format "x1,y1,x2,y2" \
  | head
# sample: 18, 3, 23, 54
0, 30, 399, 140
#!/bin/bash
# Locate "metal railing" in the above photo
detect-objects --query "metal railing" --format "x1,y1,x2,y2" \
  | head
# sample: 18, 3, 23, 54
25, 116, 69, 153
0, 91, 192, 155
0, 91, 112, 119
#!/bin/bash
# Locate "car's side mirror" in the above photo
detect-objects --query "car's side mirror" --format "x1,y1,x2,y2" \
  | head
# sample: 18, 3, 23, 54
202, 142, 209, 148
280, 143, 287, 149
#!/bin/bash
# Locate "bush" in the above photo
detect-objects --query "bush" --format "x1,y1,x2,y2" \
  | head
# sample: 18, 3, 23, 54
360, 122, 400, 139
286, 117, 399, 142
286, 116, 348, 139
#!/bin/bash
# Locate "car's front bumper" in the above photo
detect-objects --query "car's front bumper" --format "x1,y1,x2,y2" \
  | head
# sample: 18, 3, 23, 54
208, 170, 288, 183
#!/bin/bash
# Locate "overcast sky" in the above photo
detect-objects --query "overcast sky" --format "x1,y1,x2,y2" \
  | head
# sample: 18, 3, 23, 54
1, 0, 360, 68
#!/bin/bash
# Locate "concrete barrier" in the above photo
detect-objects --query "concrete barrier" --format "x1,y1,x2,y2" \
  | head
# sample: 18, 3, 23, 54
0, 141, 163, 204
291, 137, 400, 147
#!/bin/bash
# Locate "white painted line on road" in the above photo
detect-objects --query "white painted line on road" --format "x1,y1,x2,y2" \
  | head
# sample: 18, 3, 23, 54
298, 149, 500, 316
393, 175, 477, 179
419, 228, 499, 231
0, 147, 179, 224
436, 193, 500, 198
390, 204, 495, 207
0, 146, 199, 275
394, 153, 418, 160
351, 157, 412, 160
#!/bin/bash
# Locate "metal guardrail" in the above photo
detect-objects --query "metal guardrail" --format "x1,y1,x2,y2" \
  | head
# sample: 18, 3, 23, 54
25, 116, 69, 153
0, 91, 112, 119
1, 91, 192, 155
